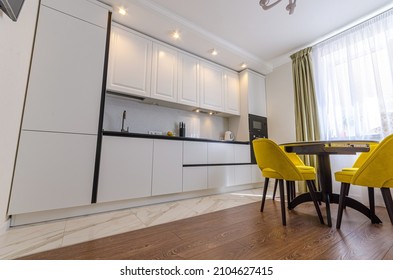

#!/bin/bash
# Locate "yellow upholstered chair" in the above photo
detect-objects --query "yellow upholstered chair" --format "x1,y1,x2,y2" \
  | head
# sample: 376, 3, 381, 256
335, 135, 393, 229
270, 147, 314, 202
253, 138, 324, 226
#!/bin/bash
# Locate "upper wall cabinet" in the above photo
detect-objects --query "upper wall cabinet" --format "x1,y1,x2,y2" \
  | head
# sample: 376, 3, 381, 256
107, 23, 152, 98
151, 42, 178, 102
177, 52, 200, 107
200, 61, 225, 112
224, 71, 240, 115
247, 70, 266, 117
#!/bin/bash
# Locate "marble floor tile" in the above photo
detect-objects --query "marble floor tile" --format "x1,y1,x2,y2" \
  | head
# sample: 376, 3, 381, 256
0, 187, 263, 259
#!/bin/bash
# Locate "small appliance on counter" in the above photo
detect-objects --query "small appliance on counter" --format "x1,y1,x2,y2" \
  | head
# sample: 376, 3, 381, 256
224, 131, 234, 141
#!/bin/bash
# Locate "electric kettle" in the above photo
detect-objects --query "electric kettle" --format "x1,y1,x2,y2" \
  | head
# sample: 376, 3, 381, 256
224, 131, 234, 141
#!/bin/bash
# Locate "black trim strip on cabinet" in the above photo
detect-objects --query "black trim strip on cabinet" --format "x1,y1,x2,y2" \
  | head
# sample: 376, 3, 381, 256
183, 163, 253, 167
91, 11, 112, 204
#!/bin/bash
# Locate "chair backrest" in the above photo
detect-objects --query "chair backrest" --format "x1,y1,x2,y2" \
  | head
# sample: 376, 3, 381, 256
279, 146, 306, 166
252, 138, 304, 181
352, 142, 378, 168
352, 134, 393, 188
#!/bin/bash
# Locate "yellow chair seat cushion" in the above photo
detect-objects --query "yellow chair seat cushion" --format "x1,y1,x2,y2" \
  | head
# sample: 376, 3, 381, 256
335, 169, 357, 184
262, 167, 315, 181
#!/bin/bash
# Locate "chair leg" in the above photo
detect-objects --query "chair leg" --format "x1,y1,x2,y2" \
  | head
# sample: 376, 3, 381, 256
279, 179, 286, 226
261, 178, 270, 212
286, 181, 292, 209
272, 179, 278, 200
368, 187, 376, 224
336, 183, 350, 229
306, 180, 324, 225
381, 188, 393, 225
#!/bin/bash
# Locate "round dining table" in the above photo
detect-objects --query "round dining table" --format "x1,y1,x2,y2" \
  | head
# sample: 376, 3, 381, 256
282, 140, 381, 227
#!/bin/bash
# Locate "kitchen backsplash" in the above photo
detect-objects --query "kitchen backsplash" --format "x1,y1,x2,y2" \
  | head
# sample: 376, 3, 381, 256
103, 94, 229, 140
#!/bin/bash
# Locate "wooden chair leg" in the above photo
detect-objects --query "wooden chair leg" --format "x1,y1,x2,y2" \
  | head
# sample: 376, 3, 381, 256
306, 180, 324, 225
272, 179, 278, 200
368, 187, 376, 224
381, 188, 393, 224
279, 179, 286, 226
261, 178, 270, 212
286, 181, 292, 209
336, 183, 350, 229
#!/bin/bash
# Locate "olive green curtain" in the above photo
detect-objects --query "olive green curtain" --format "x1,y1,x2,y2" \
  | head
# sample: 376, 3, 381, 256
290, 47, 320, 192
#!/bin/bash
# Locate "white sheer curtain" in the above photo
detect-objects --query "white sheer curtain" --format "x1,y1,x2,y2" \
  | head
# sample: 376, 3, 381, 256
313, 9, 393, 141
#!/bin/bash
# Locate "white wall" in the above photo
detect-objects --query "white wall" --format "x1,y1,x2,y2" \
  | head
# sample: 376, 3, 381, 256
265, 62, 296, 144
0, 0, 39, 234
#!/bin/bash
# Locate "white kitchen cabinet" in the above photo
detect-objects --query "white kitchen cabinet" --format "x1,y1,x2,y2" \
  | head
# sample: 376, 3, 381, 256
151, 42, 178, 102
97, 137, 153, 203
235, 165, 252, 186
183, 141, 208, 164
208, 142, 235, 164
247, 70, 267, 117
208, 166, 235, 188
177, 52, 200, 107
8, 131, 97, 214
21, 4, 107, 134
199, 61, 224, 112
224, 70, 240, 115
107, 24, 152, 98
234, 144, 251, 163
183, 141, 208, 191
251, 164, 264, 183
9, 1, 108, 215
152, 140, 183, 196
183, 167, 208, 192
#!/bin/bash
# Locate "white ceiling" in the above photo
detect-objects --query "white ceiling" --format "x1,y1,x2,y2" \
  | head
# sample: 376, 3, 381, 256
100, 0, 393, 74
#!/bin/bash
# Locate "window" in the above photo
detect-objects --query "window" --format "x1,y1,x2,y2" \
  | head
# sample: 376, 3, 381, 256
313, 9, 393, 141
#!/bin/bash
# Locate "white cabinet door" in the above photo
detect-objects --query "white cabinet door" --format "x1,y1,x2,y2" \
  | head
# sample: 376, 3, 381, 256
208, 143, 235, 164
151, 43, 178, 102
8, 131, 96, 214
251, 164, 264, 183
152, 140, 183, 196
97, 137, 153, 203
183, 141, 208, 164
178, 53, 199, 107
208, 166, 235, 188
235, 165, 252, 186
234, 144, 251, 163
21, 5, 106, 134
200, 61, 224, 112
248, 70, 267, 117
224, 71, 240, 115
183, 167, 208, 192
107, 24, 152, 98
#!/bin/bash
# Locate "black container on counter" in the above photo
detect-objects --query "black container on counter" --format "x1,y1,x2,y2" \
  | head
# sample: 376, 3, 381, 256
179, 122, 186, 137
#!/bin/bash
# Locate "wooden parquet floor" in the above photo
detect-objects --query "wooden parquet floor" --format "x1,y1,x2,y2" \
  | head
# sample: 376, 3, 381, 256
19, 200, 393, 260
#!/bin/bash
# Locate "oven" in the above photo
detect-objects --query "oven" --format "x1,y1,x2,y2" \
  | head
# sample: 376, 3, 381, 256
249, 114, 268, 164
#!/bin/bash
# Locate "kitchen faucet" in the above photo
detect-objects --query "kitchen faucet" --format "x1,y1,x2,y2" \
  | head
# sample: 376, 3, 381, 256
121, 110, 129, 132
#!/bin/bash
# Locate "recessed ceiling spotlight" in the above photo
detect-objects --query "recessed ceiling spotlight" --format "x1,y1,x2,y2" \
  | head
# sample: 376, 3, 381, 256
171, 30, 181, 40
118, 7, 127, 15
241, 62, 247, 68
210, 49, 218, 56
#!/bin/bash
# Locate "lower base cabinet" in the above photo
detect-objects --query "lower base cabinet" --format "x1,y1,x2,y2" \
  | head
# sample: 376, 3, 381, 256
8, 131, 96, 214
152, 139, 183, 196
208, 166, 235, 188
235, 165, 252, 185
183, 167, 208, 192
97, 137, 153, 203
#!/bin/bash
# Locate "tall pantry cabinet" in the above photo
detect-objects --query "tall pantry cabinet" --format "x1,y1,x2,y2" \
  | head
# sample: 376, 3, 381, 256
8, 0, 109, 215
